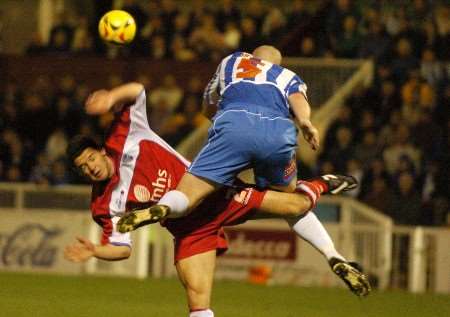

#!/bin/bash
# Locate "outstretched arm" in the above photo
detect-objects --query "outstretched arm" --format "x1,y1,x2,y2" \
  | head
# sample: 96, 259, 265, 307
64, 236, 131, 262
85, 82, 144, 115
288, 92, 320, 151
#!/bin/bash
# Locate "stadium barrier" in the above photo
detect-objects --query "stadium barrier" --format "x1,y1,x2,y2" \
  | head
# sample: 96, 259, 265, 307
1, 183, 448, 294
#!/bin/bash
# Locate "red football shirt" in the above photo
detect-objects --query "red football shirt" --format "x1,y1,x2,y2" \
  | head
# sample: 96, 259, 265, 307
90, 90, 190, 246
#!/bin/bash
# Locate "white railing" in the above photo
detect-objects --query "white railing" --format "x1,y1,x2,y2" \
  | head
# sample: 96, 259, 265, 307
1, 183, 448, 293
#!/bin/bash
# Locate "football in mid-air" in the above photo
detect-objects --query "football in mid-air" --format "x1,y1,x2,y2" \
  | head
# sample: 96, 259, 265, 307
98, 10, 136, 45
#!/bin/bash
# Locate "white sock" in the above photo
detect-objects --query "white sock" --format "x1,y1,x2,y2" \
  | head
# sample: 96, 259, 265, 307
190, 309, 214, 317
159, 190, 189, 218
286, 212, 345, 261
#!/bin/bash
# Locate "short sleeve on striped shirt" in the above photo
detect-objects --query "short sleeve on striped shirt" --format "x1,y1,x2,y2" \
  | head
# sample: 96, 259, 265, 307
286, 75, 308, 99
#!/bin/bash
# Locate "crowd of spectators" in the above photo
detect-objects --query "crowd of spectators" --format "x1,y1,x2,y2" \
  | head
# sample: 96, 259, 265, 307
25, 0, 314, 61
0, 0, 449, 226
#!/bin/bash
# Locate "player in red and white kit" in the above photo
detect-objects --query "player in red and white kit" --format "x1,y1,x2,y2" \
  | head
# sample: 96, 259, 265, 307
64, 83, 370, 317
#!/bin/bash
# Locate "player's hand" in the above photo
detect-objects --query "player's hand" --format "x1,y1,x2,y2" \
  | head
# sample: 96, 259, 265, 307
64, 237, 96, 263
85, 90, 113, 115
300, 121, 320, 151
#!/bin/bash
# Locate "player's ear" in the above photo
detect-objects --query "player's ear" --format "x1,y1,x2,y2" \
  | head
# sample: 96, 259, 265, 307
100, 148, 107, 156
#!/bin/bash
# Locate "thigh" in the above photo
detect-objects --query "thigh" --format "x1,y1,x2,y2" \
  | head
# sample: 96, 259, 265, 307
176, 250, 217, 310
188, 111, 253, 186
253, 118, 298, 188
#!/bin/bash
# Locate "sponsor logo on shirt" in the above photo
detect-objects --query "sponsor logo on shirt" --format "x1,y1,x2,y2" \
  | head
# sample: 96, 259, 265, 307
150, 169, 171, 202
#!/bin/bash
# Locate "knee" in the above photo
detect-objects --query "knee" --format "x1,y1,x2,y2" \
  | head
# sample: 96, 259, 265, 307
283, 195, 310, 217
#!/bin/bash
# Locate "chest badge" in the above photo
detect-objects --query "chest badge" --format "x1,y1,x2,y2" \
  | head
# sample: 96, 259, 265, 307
134, 184, 151, 202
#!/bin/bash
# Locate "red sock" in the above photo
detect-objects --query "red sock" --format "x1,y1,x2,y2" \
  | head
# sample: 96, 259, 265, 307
295, 180, 321, 210
309, 179, 329, 194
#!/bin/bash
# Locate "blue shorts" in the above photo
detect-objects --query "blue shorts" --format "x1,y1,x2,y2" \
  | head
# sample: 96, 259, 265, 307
188, 107, 298, 187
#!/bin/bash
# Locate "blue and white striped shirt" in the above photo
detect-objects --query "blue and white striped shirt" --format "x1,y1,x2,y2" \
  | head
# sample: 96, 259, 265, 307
204, 51, 307, 117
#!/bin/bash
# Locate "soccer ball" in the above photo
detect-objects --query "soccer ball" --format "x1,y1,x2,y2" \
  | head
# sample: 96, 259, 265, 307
98, 10, 136, 45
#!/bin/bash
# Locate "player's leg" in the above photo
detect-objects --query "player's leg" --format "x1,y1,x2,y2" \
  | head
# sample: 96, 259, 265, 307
176, 250, 216, 317
253, 119, 298, 193
117, 111, 254, 232
253, 175, 371, 297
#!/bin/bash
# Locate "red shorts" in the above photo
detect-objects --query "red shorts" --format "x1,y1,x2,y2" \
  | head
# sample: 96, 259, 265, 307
163, 186, 266, 262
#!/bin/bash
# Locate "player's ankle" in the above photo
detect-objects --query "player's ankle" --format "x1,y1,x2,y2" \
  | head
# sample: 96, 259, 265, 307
190, 308, 214, 317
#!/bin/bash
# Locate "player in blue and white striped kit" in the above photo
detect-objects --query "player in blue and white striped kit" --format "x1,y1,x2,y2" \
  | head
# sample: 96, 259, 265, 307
121, 46, 321, 222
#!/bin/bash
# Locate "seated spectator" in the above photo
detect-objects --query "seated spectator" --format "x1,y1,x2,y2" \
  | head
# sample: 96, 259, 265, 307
239, 17, 263, 52
359, 20, 391, 61
287, 0, 310, 30
29, 152, 51, 185
189, 13, 224, 59
391, 171, 422, 225
261, 8, 287, 45
354, 130, 382, 169
334, 15, 362, 58
383, 125, 421, 175
223, 21, 241, 51
298, 36, 318, 57
390, 37, 420, 84
320, 126, 355, 171
48, 159, 70, 186
149, 74, 183, 112
169, 35, 197, 61
215, 0, 241, 32
5, 164, 22, 182
245, 0, 267, 33
362, 176, 396, 215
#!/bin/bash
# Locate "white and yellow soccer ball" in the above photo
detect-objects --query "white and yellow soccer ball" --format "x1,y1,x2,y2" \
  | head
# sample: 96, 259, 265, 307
98, 10, 136, 45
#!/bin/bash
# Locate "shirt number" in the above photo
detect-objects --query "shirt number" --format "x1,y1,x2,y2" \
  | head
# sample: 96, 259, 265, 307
236, 57, 264, 79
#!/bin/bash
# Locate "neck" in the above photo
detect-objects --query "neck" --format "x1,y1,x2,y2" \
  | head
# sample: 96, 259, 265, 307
106, 155, 115, 178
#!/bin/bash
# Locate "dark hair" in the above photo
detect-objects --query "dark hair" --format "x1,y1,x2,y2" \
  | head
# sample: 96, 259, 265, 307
66, 135, 101, 164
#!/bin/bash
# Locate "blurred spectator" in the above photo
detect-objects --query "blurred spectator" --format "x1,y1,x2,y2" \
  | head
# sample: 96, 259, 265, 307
48, 159, 70, 186
71, 16, 95, 54
390, 38, 420, 84
45, 129, 68, 163
321, 126, 355, 171
29, 152, 50, 185
359, 20, 391, 61
420, 47, 445, 87
391, 172, 422, 225
215, 0, 241, 32
161, 95, 207, 146
223, 21, 241, 51
353, 130, 382, 169
245, 0, 267, 33
239, 18, 263, 52
324, 104, 352, 148
262, 8, 286, 45
47, 11, 74, 52
401, 70, 435, 125
298, 36, 318, 57
362, 176, 396, 215
5, 165, 22, 182
170, 35, 197, 61
189, 14, 224, 60
149, 74, 183, 112
149, 35, 168, 59
383, 125, 421, 175
287, 0, 310, 31
25, 32, 47, 55
334, 15, 361, 58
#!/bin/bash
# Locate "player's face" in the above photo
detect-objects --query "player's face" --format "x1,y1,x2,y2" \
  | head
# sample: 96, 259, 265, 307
74, 147, 113, 182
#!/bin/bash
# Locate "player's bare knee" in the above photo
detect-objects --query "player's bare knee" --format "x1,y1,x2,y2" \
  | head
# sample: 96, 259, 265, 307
284, 196, 309, 217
